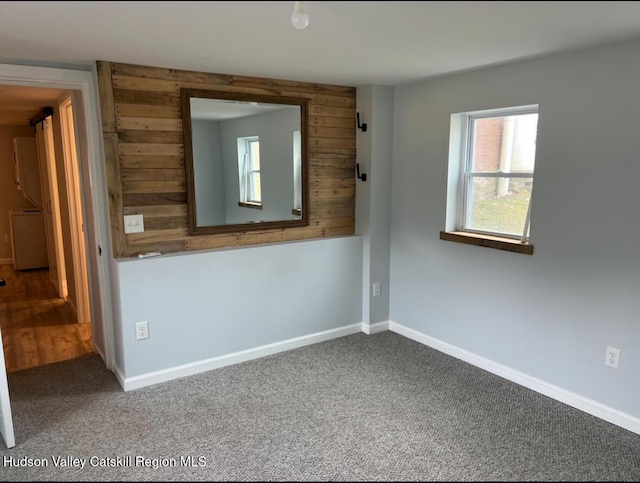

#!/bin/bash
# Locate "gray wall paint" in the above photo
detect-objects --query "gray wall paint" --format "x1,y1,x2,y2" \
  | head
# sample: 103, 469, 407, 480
390, 38, 640, 418
356, 86, 393, 326
192, 119, 226, 226
110, 256, 124, 373
114, 236, 363, 378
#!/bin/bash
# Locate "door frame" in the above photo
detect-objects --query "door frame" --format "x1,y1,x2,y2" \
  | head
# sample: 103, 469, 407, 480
0, 63, 114, 370
0, 327, 15, 448
59, 95, 91, 325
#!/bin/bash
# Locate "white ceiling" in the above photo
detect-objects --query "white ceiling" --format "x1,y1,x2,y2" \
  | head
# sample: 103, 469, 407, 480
2, 1, 640, 124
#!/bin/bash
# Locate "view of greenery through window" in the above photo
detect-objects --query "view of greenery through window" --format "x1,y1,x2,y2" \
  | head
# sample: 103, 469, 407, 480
470, 179, 532, 236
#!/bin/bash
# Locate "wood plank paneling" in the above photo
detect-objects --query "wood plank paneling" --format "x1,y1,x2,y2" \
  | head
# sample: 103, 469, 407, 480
122, 180, 185, 194
122, 192, 187, 206
310, 207, 355, 219
310, 126, 354, 139
116, 103, 181, 119
120, 155, 184, 169
113, 88, 180, 106
116, 117, 182, 131
121, 168, 185, 181
309, 105, 355, 118
230, 74, 354, 96
112, 62, 233, 85
123, 204, 187, 217
126, 228, 188, 244
309, 137, 355, 150
118, 130, 183, 144
119, 143, 183, 156
310, 116, 354, 129
96, 60, 357, 257
143, 216, 187, 231
312, 178, 354, 189
312, 168, 354, 179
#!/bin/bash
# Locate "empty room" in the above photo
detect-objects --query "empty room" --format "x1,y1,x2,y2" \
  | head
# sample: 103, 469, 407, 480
0, 1, 639, 481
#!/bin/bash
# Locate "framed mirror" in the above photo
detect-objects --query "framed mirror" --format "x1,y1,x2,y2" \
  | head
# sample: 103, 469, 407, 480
181, 88, 309, 236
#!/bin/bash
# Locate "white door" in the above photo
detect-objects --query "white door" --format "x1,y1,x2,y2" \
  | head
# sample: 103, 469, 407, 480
0, 328, 15, 449
35, 117, 68, 298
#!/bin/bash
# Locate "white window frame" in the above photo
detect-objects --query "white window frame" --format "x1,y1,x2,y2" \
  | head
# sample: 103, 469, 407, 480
237, 136, 261, 205
458, 105, 538, 242
292, 130, 302, 215
440, 104, 539, 255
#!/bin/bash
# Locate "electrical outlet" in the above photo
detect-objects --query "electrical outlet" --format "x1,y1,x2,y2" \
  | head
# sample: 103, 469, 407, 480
605, 346, 620, 369
372, 282, 381, 297
135, 321, 149, 340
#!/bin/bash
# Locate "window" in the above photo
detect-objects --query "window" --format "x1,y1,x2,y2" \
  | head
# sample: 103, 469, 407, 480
442, 105, 538, 254
292, 130, 302, 216
237, 136, 262, 207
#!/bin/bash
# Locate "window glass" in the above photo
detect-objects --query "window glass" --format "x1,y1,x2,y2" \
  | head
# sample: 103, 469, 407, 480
463, 109, 538, 239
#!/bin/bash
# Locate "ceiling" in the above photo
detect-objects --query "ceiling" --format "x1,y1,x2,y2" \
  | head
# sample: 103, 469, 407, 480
2, 1, 640, 124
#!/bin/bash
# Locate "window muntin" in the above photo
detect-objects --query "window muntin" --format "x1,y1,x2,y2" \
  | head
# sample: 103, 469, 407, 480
461, 108, 538, 240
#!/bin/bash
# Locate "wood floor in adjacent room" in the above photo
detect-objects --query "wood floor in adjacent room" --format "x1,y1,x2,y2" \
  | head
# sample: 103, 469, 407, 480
0, 264, 92, 373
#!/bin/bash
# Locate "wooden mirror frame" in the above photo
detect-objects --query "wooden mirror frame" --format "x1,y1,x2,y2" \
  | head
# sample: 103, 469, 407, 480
181, 88, 309, 236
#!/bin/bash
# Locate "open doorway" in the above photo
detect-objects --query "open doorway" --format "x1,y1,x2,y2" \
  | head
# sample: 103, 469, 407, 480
0, 63, 113, 449
0, 86, 93, 372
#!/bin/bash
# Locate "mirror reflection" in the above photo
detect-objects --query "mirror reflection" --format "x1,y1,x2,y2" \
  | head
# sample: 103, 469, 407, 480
182, 89, 308, 235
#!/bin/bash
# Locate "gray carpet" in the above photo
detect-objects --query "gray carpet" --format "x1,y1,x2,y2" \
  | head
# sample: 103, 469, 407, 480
0, 331, 639, 481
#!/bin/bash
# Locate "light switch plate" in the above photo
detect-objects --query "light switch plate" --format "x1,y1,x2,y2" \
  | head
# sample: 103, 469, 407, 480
124, 214, 144, 234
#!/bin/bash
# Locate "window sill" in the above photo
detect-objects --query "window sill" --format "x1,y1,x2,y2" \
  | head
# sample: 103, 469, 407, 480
440, 231, 533, 255
238, 202, 263, 210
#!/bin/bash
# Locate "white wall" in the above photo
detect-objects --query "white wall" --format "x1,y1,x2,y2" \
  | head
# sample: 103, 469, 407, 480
112, 235, 363, 387
390, 38, 640, 422
356, 86, 393, 330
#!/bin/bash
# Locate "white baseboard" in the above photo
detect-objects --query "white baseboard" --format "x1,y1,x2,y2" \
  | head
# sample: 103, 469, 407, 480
121, 323, 363, 391
362, 320, 389, 335
389, 321, 640, 436
113, 362, 127, 390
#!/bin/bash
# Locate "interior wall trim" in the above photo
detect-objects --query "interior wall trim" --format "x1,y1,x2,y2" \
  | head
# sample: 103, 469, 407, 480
362, 321, 389, 335
388, 321, 640, 436
120, 322, 364, 391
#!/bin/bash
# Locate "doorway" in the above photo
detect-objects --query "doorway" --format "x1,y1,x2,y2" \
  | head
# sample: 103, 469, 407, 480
0, 63, 114, 449
0, 88, 92, 372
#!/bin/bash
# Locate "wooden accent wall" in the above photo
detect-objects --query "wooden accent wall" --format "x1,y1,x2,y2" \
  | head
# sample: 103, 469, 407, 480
96, 61, 357, 258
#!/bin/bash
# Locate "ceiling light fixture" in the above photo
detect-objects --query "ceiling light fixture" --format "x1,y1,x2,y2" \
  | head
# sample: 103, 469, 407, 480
291, 1, 309, 30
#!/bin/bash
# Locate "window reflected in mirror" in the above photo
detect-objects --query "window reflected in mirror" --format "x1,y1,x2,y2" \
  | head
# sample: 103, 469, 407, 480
237, 136, 262, 208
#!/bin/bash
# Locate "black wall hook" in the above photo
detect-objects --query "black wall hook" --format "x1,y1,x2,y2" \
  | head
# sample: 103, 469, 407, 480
356, 163, 367, 182
356, 112, 367, 132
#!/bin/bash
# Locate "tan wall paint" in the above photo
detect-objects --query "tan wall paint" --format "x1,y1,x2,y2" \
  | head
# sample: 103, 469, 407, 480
0, 125, 40, 261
